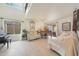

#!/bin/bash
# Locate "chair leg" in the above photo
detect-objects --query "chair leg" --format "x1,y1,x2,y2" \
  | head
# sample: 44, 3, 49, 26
6, 42, 9, 49
3, 42, 6, 45
10, 39, 11, 44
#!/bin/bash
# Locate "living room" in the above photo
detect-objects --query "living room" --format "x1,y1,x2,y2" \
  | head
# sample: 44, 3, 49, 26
0, 3, 79, 56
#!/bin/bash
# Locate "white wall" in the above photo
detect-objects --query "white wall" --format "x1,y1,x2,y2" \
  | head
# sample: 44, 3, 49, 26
57, 16, 73, 35
49, 16, 73, 36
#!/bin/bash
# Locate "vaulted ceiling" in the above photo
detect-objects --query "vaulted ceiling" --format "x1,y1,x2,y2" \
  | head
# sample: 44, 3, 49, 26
26, 3, 79, 22
0, 3, 25, 20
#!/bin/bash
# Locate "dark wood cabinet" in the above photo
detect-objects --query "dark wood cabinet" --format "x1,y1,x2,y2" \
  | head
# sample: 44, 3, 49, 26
73, 9, 79, 32
73, 9, 79, 39
73, 9, 77, 32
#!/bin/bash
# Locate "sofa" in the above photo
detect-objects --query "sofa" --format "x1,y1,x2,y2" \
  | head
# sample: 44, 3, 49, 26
48, 31, 78, 56
27, 31, 41, 40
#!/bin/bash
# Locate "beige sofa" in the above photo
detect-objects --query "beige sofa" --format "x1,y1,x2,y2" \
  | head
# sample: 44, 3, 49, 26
48, 31, 78, 56
27, 31, 41, 40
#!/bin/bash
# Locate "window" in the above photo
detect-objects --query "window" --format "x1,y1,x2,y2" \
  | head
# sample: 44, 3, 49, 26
5, 21, 21, 34
7, 24, 14, 34
15, 22, 21, 34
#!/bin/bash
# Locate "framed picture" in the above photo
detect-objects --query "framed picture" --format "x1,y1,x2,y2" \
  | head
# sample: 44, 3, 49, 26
62, 22, 71, 31
29, 21, 35, 31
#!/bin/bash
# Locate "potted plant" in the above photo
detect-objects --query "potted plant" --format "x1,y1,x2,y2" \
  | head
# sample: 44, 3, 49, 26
22, 29, 27, 40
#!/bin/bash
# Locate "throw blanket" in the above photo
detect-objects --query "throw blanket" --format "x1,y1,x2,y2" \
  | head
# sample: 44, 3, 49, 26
61, 31, 78, 56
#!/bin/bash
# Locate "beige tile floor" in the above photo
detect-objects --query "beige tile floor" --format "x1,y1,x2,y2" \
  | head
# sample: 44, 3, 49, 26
0, 39, 59, 56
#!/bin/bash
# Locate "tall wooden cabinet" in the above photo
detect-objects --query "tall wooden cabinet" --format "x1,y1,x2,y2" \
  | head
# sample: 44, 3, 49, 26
73, 9, 79, 38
